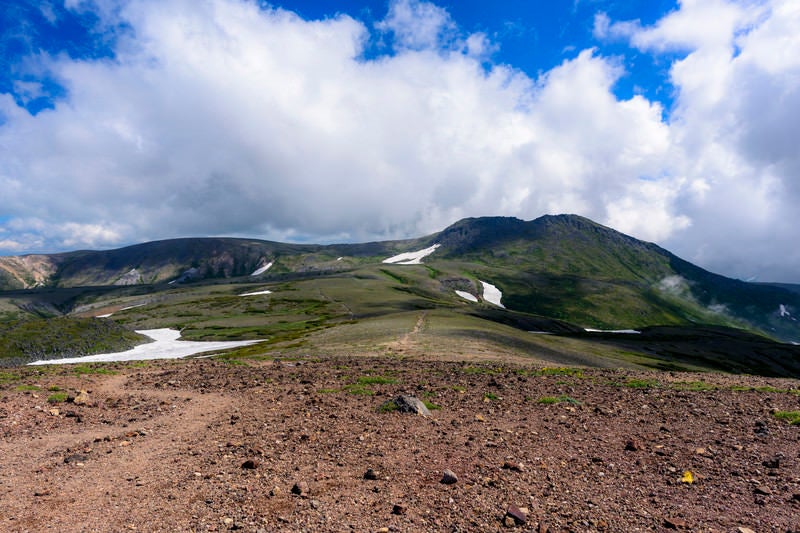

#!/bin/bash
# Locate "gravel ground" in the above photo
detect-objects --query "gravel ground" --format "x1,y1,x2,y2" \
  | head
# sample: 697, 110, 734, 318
1, 356, 799, 532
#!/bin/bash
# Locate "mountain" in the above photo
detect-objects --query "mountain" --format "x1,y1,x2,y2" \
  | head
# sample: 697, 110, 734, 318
2, 214, 800, 345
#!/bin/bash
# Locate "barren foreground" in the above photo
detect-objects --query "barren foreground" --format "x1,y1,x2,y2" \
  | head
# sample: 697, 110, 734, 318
1, 356, 799, 532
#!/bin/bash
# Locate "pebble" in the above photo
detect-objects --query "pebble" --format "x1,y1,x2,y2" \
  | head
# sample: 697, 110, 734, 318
291, 481, 310, 497
241, 459, 259, 469
663, 516, 688, 529
441, 469, 458, 485
364, 468, 379, 480
505, 505, 527, 524
391, 504, 407, 515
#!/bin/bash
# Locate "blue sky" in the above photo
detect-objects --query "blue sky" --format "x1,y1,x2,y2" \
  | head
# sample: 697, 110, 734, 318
1, 0, 799, 283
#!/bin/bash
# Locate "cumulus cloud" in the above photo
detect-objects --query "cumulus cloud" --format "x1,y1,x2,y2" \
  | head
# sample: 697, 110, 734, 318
0, 0, 798, 283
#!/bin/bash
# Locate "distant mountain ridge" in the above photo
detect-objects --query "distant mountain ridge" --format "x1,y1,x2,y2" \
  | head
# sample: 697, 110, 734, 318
2, 214, 800, 343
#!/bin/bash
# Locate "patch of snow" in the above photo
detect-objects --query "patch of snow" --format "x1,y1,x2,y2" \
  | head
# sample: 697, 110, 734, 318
382, 244, 440, 265
585, 328, 641, 334
28, 329, 263, 365
94, 303, 146, 319
480, 281, 505, 308
336, 257, 344, 261
251, 262, 274, 276
455, 290, 478, 302
240, 289, 272, 296
780, 304, 790, 317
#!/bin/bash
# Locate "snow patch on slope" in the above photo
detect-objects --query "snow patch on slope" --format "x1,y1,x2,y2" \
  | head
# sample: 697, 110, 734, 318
251, 262, 273, 276
382, 244, 440, 265
240, 289, 272, 296
29, 329, 262, 365
480, 281, 504, 308
585, 328, 641, 334
455, 290, 478, 302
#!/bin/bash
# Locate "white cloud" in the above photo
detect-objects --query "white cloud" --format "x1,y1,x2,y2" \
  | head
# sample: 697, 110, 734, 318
0, 0, 799, 283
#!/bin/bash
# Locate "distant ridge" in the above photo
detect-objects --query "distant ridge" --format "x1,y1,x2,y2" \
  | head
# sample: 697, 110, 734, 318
2, 214, 800, 343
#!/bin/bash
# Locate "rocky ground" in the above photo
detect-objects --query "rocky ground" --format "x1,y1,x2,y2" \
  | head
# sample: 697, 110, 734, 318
1, 355, 799, 532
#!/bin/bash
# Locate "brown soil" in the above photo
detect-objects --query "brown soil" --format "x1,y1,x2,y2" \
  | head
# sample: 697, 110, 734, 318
1, 356, 799, 532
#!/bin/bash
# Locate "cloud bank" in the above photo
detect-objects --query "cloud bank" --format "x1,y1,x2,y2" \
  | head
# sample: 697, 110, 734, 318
1, 0, 799, 282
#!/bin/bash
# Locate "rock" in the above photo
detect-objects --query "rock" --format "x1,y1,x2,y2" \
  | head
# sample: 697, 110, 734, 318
364, 468, 379, 480
441, 469, 458, 485
502, 461, 524, 472
34, 489, 51, 497
663, 516, 688, 529
503, 516, 516, 527
737, 528, 756, 533
505, 505, 527, 525
391, 503, 407, 515
624, 439, 641, 452
241, 459, 259, 469
49, 408, 60, 416
383, 395, 431, 417
291, 481, 309, 497
73, 390, 90, 406
762, 455, 781, 469
753, 485, 772, 495
64, 454, 89, 464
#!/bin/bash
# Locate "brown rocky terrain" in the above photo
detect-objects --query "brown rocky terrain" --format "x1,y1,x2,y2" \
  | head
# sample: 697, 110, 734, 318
1, 355, 799, 532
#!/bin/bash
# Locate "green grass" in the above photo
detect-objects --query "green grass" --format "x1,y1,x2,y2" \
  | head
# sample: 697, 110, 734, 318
47, 385, 62, 391
15, 384, 40, 391
671, 381, 717, 391
773, 411, 800, 425
47, 392, 68, 403
483, 392, 500, 401
317, 388, 339, 394
343, 384, 374, 396
624, 378, 660, 389
0, 371, 20, 384
422, 399, 441, 411
536, 395, 581, 405
0, 317, 147, 364
356, 375, 398, 385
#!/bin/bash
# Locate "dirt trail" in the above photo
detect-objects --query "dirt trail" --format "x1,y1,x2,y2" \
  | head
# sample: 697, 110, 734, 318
0, 369, 239, 532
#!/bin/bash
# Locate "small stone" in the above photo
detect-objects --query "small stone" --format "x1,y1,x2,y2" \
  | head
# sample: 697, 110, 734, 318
391, 503, 407, 515
269, 486, 281, 497
663, 517, 688, 529
441, 469, 458, 485
754, 485, 772, 495
241, 459, 259, 469
364, 468, 379, 480
762, 455, 781, 469
73, 390, 90, 406
506, 505, 527, 524
537, 523, 549, 533
737, 528, 756, 533
503, 516, 516, 528
119, 440, 131, 447
34, 489, 51, 497
291, 481, 309, 496
310, 499, 320, 509
376, 528, 389, 533
49, 408, 60, 416
64, 454, 89, 464
624, 439, 640, 452
502, 461, 524, 472
222, 517, 234, 526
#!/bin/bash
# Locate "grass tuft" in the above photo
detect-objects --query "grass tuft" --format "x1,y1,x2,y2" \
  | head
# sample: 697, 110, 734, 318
774, 410, 800, 425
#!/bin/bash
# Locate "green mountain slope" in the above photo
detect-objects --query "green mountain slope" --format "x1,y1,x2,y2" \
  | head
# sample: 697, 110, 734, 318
2, 214, 800, 347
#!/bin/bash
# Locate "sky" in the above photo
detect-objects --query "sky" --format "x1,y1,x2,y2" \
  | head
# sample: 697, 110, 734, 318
0, 0, 799, 283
